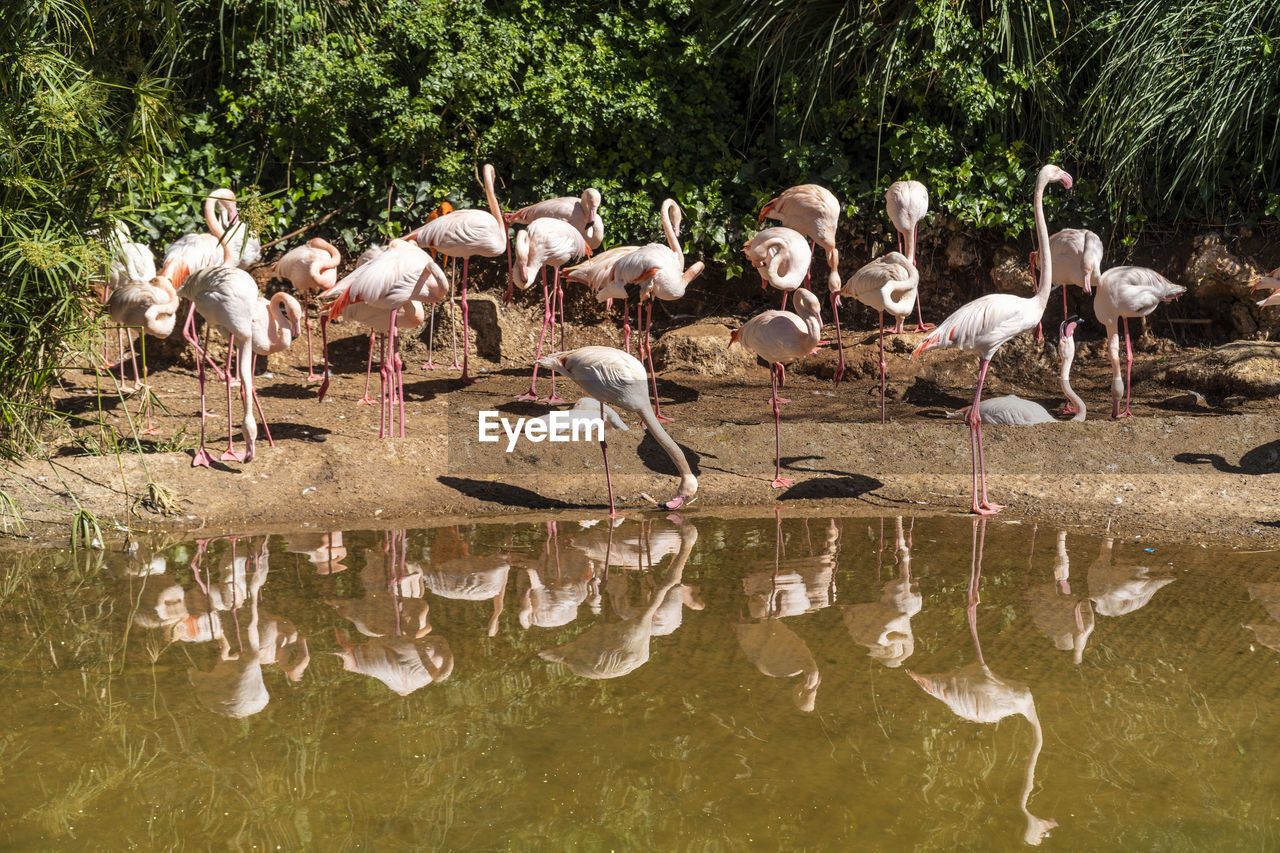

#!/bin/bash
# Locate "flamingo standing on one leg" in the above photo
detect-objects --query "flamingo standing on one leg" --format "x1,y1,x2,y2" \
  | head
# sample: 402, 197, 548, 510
912, 164, 1073, 515
177, 265, 262, 467
341, 300, 426, 406
565, 245, 641, 350
730, 289, 823, 488
743, 226, 811, 309
537, 346, 698, 515
607, 199, 705, 422
837, 252, 919, 417
406, 164, 508, 385
272, 237, 341, 381
318, 239, 447, 437
1092, 266, 1185, 419
1029, 228, 1102, 343
104, 275, 180, 433
511, 218, 589, 403
505, 187, 604, 250
885, 180, 931, 332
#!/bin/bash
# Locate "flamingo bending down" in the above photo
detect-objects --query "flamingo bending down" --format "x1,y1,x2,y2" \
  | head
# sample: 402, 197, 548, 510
341, 300, 425, 406
505, 187, 604, 250
912, 164, 1073, 514
836, 251, 918, 414
511, 218, 589, 403
607, 199, 705, 422
743, 226, 812, 309
759, 184, 842, 373
177, 265, 262, 467
272, 237, 341, 380
1058, 316, 1086, 419
885, 179, 932, 331
407, 163, 508, 384
1092, 266, 1185, 418
536, 346, 698, 515
730, 289, 823, 488
98, 223, 157, 369
319, 238, 447, 437
105, 275, 180, 432
1029, 227, 1101, 345
564, 245, 641, 350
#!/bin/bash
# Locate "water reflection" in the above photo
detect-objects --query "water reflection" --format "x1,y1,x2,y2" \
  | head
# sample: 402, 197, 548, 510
841, 517, 921, 668
516, 522, 597, 629
423, 526, 509, 636
1087, 537, 1175, 617
1247, 583, 1280, 653
1026, 530, 1094, 663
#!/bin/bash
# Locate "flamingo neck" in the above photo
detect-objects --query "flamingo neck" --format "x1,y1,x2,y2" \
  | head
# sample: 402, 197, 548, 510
1032, 174, 1054, 310
636, 402, 696, 499
661, 200, 682, 260
482, 165, 505, 237
204, 195, 226, 240
904, 227, 917, 266
1059, 339, 1085, 420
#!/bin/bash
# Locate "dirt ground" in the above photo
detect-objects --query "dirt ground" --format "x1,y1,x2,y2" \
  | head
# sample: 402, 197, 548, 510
5, 275, 1280, 549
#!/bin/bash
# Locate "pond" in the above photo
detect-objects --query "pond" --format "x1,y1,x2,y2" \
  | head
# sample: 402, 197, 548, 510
2, 513, 1278, 849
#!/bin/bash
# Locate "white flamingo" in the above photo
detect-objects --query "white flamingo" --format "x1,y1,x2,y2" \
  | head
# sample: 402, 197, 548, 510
836, 251, 918, 415
505, 187, 604, 250
885, 179, 931, 331
743, 226, 812, 308
104, 275, 180, 432
1093, 266, 1186, 418
511, 217, 590, 403
565, 245, 642, 350
341, 300, 425, 407
98, 223, 157, 369
1029, 227, 1102, 341
912, 164, 1073, 515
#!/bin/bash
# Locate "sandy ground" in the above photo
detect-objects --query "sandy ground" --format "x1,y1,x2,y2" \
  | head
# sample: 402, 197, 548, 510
4, 289, 1279, 549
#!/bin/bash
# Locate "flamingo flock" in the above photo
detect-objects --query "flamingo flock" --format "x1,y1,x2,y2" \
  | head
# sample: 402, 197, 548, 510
90, 158, 1204, 517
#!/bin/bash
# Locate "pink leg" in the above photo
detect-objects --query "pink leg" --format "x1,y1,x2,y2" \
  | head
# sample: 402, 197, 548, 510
775, 362, 791, 405
124, 329, 141, 393
423, 305, 438, 370
1120, 316, 1135, 418
358, 333, 376, 405
771, 364, 793, 489
379, 331, 390, 438
781, 290, 790, 310
394, 310, 407, 437
831, 292, 845, 385
317, 315, 332, 402
459, 258, 478, 384
546, 273, 566, 404
250, 354, 274, 448
878, 311, 887, 424
600, 437, 619, 518
912, 225, 934, 331
622, 298, 632, 354
966, 358, 1004, 515
517, 278, 554, 402
448, 258, 461, 370
305, 299, 321, 381
220, 344, 244, 462
643, 301, 673, 423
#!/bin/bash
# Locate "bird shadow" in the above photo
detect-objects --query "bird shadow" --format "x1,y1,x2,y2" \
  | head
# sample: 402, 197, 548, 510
638, 433, 705, 477
902, 378, 967, 408
54, 393, 125, 417
655, 379, 700, 406
437, 476, 574, 509
400, 377, 472, 401
778, 473, 883, 501
256, 382, 321, 401
260, 421, 333, 443
1174, 440, 1280, 475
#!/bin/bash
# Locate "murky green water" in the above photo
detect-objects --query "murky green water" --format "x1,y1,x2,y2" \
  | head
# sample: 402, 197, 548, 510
2, 514, 1278, 850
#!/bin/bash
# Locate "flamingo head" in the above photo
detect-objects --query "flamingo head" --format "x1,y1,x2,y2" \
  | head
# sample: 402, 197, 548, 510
664, 474, 698, 510
757, 200, 774, 223
1059, 315, 1080, 341
1042, 164, 1073, 190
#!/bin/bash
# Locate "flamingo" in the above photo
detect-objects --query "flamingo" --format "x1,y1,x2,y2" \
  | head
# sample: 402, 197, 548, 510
743, 226, 811, 309
272, 237, 341, 380
177, 264, 262, 467
908, 519, 1058, 846
911, 164, 1072, 514
406, 163, 508, 384
319, 238, 447, 438
607, 199, 705, 422
104, 275, 180, 432
98, 223, 157, 369
1254, 266, 1280, 304
945, 396, 1056, 425
249, 292, 304, 358
730, 289, 823, 488
341, 300, 425, 406
526, 397, 629, 434
885, 179, 932, 331
210, 189, 261, 269
759, 183, 842, 371
564, 245, 642, 350
161, 189, 242, 287
1025, 530, 1095, 664
505, 187, 604, 250
1029, 228, 1102, 341
511, 217, 590, 403
536, 346, 698, 515
1093, 266, 1186, 418
836, 251, 918, 414
1057, 315, 1086, 419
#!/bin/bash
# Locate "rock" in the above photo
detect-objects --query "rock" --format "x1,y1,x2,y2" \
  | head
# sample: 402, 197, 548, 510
420, 293, 543, 366
1181, 233, 1271, 340
1156, 341, 1280, 398
653, 323, 757, 375
990, 247, 1032, 295
946, 234, 979, 268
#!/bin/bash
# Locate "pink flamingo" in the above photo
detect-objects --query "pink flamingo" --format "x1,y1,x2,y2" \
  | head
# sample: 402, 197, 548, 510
836, 251, 919, 416
743, 226, 811, 309
912, 164, 1073, 515
1029, 227, 1101, 350
537, 346, 698, 515
505, 187, 604, 250
319, 238, 447, 437
885, 180, 932, 331
272, 237, 341, 380
607, 199, 705, 422
1093, 265, 1185, 418
564, 245, 642, 350
104, 275, 180, 433
511, 218, 589, 403
730, 289, 823, 488
406, 163, 508, 384
97, 223, 156, 369
177, 264, 262, 467
341, 300, 425, 406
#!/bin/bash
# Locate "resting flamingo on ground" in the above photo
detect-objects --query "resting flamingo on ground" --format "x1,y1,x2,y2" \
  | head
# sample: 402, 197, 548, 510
607, 199, 705, 422
505, 187, 604, 250
743, 226, 811, 309
319, 238, 448, 438
885, 179, 931, 331
105, 275, 180, 432
272, 237, 341, 380
1092, 266, 1185, 418
912, 163, 1073, 515
177, 263, 263, 467
341, 300, 425, 406
731, 289, 823, 488
406, 163, 508, 384
946, 321, 1084, 424
836, 251, 918, 415
1030, 228, 1101, 342
537, 346, 698, 515
511, 217, 590, 403
565, 245, 641, 350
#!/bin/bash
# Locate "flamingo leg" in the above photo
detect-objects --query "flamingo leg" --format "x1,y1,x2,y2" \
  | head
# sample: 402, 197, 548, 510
966, 358, 1004, 515
448, 258, 461, 370
1120, 316, 1135, 418
358, 333, 376, 405
781, 290, 790, 310
622, 298, 632, 354
643, 301, 673, 423
423, 305, 438, 370
378, 331, 390, 438
547, 270, 566, 404
394, 308, 407, 437
460, 257, 477, 384
831, 292, 846, 385
124, 327, 141, 393
775, 361, 791, 405
600, 437, 619, 519
517, 275, 554, 402
911, 225, 934, 331
771, 364, 793, 489
140, 339, 158, 435
317, 315, 332, 402
250, 354, 274, 448
878, 310, 887, 424
305, 297, 322, 381
220, 343, 244, 462
188, 317, 213, 466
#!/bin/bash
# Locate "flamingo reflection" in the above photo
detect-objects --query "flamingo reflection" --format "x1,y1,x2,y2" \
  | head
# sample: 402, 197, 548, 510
841, 517, 922, 668
1247, 583, 1280, 653
1087, 538, 1174, 617
1025, 530, 1094, 663
286, 530, 348, 575
907, 520, 1058, 846
516, 522, 596, 629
